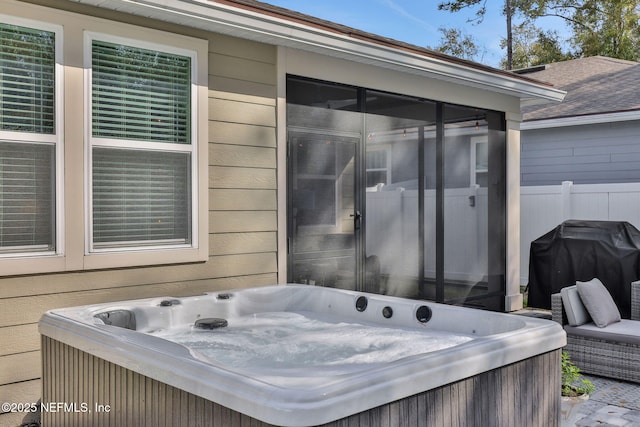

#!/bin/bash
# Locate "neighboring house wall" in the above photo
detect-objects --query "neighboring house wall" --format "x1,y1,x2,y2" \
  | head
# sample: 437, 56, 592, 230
0, 2, 277, 425
518, 56, 640, 292
520, 118, 640, 288
522, 120, 640, 186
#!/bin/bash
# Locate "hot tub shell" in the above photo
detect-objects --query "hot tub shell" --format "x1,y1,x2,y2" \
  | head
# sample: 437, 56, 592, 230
39, 284, 566, 426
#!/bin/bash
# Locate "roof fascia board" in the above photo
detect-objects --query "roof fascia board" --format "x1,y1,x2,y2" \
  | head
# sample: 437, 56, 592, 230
71, 0, 565, 104
522, 110, 640, 130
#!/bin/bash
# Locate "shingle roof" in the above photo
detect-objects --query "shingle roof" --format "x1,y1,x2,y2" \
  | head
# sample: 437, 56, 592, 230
517, 56, 640, 121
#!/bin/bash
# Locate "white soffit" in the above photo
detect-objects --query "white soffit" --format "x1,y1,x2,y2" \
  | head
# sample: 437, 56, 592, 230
72, 0, 565, 104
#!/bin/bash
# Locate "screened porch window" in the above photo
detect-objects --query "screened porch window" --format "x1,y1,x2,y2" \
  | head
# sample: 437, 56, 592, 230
0, 22, 57, 255
89, 37, 195, 251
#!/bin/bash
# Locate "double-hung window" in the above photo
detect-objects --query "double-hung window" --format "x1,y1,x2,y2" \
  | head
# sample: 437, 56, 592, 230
1, 9, 206, 275
0, 19, 61, 257
87, 34, 197, 253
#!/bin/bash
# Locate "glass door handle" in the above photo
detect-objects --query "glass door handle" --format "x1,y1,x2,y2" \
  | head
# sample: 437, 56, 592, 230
350, 211, 362, 229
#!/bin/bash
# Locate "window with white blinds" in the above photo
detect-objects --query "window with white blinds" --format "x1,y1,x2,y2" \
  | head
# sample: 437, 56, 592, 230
89, 36, 195, 251
0, 22, 57, 255
91, 40, 191, 144
92, 148, 191, 247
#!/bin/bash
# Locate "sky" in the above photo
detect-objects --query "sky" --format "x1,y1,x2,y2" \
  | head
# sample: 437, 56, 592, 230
261, 0, 571, 68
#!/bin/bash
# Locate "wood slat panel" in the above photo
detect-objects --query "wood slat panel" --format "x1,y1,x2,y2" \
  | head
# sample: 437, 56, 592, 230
43, 338, 560, 427
208, 121, 276, 148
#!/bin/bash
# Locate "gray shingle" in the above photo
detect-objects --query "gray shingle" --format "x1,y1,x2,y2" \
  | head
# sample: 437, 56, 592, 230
518, 56, 640, 121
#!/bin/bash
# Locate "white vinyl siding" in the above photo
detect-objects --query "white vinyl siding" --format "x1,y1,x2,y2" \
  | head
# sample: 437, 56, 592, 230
521, 121, 640, 186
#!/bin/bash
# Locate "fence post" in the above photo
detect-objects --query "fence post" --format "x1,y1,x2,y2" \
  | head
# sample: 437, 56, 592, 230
561, 181, 573, 220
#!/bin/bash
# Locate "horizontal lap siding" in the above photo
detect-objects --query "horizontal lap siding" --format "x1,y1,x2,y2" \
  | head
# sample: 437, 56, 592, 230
0, 380, 41, 426
207, 31, 279, 284
521, 120, 640, 186
0, 15, 278, 426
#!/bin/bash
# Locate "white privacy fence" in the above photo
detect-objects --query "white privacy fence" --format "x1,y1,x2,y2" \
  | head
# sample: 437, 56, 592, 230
366, 187, 488, 294
520, 181, 640, 285
365, 181, 640, 289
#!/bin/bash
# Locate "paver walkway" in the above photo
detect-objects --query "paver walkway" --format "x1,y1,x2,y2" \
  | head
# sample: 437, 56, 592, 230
512, 309, 640, 426
574, 375, 640, 426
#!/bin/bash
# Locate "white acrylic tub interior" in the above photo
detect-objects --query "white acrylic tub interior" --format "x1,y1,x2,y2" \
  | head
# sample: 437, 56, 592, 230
39, 284, 566, 426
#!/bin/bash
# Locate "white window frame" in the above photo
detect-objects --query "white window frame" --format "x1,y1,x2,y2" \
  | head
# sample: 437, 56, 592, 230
84, 32, 199, 255
0, 6, 208, 277
366, 144, 392, 188
471, 136, 488, 187
0, 15, 64, 262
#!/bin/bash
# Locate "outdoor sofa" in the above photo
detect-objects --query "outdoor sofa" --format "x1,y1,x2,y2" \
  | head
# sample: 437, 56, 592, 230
551, 278, 640, 383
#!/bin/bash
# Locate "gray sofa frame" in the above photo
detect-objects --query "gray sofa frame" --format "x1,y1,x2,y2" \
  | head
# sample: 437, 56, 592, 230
552, 281, 640, 383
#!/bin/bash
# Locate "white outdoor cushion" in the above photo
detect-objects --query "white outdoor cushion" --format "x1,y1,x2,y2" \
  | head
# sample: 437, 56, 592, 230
561, 285, 591, 326
577, 278, 621, 328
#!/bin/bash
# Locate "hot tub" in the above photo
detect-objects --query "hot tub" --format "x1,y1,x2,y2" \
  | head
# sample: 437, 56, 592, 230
39, 284, 566, 426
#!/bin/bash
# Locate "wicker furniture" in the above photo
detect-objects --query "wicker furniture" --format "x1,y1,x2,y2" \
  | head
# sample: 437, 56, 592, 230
552, 280, 640, 383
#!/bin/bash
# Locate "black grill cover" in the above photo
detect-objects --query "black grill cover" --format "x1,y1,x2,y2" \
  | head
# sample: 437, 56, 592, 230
527, 220, 640, 318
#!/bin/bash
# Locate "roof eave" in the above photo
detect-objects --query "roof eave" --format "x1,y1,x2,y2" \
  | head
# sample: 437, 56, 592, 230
522, 109, 640, 130
70, 0, 566, 104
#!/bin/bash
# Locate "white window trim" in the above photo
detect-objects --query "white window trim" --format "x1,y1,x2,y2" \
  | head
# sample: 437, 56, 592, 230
0, 15, 65, 265
471, 136, 488, 187
366, 143, 392, 188
0, 5, 209, 277
83, 31, 200, 256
